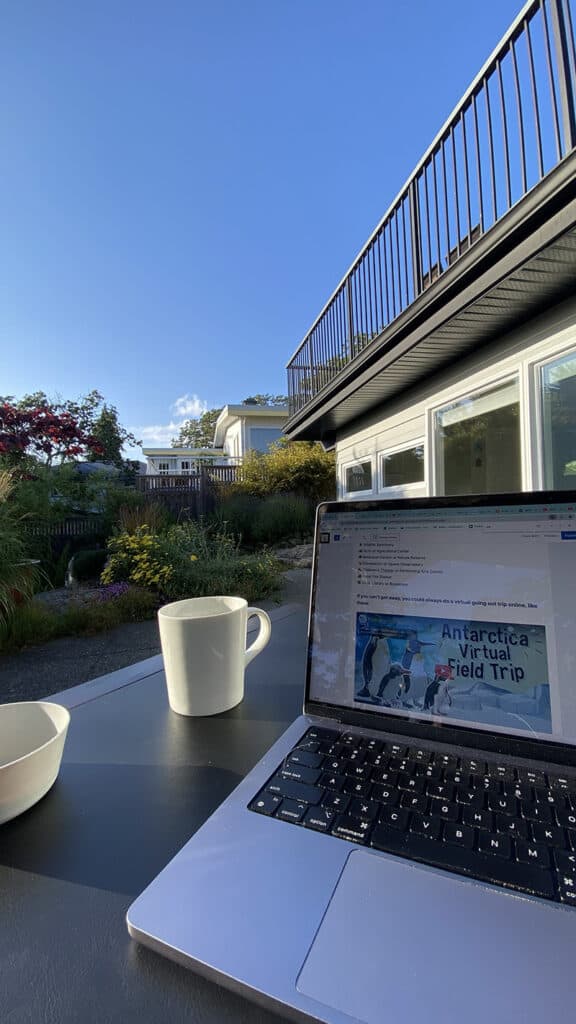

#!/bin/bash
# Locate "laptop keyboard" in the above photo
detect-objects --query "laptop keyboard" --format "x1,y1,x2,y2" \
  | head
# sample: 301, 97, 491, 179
248, 727, 576, 906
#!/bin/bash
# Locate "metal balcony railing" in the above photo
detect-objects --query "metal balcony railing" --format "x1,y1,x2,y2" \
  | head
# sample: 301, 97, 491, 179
286, 0, 576, 417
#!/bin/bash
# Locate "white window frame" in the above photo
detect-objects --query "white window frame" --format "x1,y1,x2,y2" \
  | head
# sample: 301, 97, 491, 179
180, 460, 190, 472
157, 461, 170, 475
530, 341, 576, 491
428, 372, 524, 496
378, 439, 426, 497
342, 456, 375, 497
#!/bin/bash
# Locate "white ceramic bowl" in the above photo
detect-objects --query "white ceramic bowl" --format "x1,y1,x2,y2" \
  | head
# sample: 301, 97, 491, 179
0, 701, 70, 825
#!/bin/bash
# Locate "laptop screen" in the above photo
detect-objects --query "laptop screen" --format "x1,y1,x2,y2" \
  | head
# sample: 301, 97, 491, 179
308, 494, 576, 748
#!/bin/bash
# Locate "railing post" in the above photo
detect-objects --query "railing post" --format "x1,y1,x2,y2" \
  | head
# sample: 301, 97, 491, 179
307, 336, 315, 399
346, 277, 355, 357
550, 0, 576, 153
408, 179, 423, 297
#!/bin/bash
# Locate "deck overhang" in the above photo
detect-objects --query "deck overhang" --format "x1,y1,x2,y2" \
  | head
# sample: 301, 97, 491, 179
284, 153, 576, 446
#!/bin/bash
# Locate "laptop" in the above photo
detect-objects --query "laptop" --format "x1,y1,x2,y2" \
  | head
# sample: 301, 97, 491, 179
127, 491, 576, 1024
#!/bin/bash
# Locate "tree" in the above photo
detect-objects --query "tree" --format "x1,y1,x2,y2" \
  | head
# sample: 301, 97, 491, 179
0, 389, 104, 434
242, 394, 287, 406
172, 408, 222, 448
0, 391, 140, 469
87, 404, 140, 467
0, 401, 104, 468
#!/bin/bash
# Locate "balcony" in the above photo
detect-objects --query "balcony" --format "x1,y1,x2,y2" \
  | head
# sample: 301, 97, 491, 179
285, 0, 576, 444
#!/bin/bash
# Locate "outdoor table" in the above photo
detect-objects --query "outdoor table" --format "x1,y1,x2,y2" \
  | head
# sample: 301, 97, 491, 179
0, 603, 308, 1024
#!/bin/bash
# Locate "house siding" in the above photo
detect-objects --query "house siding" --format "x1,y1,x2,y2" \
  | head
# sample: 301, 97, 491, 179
336, 294, 576, 498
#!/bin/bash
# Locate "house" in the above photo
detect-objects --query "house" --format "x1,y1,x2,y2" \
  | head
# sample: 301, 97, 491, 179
142, 404, 288, 474
213, 404, 288, 463
284, 0, 576, 501
142, 447, 229, 475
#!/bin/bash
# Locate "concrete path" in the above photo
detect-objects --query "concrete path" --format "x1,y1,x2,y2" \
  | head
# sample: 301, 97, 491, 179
0, 569, 312, 704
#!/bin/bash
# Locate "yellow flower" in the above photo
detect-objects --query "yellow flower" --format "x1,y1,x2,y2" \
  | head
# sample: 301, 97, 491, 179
190, 554, 198, 561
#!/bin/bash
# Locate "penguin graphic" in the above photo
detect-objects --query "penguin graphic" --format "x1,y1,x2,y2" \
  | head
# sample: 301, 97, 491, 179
423, 664, 454, 714
377, 630, 436, 703
357, 635, 391, 700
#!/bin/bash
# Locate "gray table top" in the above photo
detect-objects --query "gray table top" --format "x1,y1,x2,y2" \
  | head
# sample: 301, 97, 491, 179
0, 605, 308, 1024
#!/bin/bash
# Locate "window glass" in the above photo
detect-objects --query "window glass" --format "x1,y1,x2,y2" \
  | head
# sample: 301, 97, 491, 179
435, 379, 520, 494
541, 350, 576, 490
381, 445, 424, 487
158, 462, 169, 475
181, 461, 190, 471
250, 427, 282, 453
345, 461, 372, 493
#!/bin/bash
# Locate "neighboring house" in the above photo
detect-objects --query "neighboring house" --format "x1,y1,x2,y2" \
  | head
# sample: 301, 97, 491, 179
142, 404, 288, 474
213, 404, 288, 462
284, 0, 576, 501
143, 448, 229, 475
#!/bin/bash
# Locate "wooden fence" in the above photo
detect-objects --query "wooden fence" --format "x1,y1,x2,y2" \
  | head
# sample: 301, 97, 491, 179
24, 516, 105, 538
136, 466, 239, 517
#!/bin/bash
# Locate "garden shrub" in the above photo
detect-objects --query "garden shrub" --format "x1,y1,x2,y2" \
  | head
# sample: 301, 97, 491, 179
0, 469, 41, 623
114, 499, 173, 535
100, 519, 283, 603
0, 585, 159, 652
101, 525, 174, 590
214, 492, 314, 546
0, 600, 59, 649
210, 492, 257, 544
248, 494, 314, 545
72, 548, 107, 581
237, 439, 335, 504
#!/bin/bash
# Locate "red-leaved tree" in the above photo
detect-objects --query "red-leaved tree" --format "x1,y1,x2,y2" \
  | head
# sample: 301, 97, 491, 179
0, 402, 104, 468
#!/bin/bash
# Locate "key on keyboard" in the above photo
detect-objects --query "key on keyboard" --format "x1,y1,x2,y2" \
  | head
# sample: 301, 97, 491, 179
248, 727, 576, 906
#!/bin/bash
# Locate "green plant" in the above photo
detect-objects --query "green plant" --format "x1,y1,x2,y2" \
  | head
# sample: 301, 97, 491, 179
0, 598, 59, 649
0, 585, 159, 652
213, 493, 314, 547
101, 524, 174, 590
115, 499, 173, 534
161, 550, 282, 604
72, 548, 107, 581
236, 439, 336, 504
99, 517, 284, 604
166, 517, 239, 560
210, 492, 260, 543
0, 469, 41, 624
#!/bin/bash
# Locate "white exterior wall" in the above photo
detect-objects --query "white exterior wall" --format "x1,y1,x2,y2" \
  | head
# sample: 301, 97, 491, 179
223, 421, 243, 460
144, 451, 229, 474
222, 416, 284, 459
336, 295, 576, 498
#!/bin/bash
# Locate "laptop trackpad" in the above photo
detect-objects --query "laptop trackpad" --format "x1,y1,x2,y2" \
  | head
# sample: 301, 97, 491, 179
297, 849, 574, 1024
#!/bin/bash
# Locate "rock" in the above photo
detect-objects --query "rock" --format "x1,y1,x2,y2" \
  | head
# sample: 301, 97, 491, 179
35, 584, 101, 613
273, 544, 314, 569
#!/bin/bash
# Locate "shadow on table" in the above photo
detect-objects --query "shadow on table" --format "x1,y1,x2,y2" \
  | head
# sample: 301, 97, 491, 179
0, 762, 242, 897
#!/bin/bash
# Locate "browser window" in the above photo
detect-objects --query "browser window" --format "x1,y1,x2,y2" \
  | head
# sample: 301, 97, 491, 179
308, 501, 576, 745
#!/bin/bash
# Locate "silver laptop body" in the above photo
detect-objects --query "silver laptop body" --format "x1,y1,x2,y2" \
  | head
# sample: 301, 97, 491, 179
127, 492, 576, 1024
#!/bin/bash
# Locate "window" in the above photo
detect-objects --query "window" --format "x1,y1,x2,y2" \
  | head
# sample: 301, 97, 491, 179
380, 444, 424, 489
158, 461, 170, 475
540, 349, 576, 490
181, 461, 190, 472
345, 460, 373, 494
250, 427, 283, 453
434, 379, 521, 495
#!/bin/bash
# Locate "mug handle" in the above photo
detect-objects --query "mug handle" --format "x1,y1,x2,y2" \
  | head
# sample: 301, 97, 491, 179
244, 608, 272, 667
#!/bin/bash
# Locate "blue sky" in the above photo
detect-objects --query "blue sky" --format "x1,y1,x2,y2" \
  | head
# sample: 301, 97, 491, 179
1, 0, 523, 458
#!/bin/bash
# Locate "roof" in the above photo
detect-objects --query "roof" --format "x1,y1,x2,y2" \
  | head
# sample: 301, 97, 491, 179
142, 447, 225, 457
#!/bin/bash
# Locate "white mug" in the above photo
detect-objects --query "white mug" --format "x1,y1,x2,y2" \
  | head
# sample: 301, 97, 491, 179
158, 596, 272, 716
